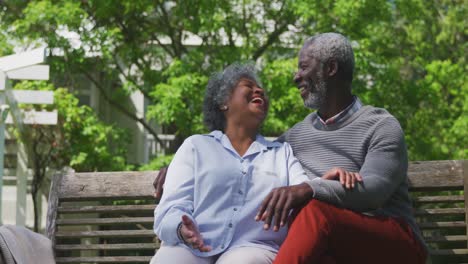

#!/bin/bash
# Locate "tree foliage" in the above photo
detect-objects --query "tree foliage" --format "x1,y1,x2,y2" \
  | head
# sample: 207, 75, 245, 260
11, 81, 130, 230
13, 81, 131, 172
0, 0, 465, 165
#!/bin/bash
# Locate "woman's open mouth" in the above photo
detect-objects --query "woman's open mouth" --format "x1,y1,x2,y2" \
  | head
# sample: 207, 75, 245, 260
251, 97, 264, 105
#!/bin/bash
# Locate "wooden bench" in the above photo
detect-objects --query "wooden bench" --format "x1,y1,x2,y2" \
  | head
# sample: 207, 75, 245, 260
46, 170, 157, 263
409, 160, 468, 263
46, 160, 467, 263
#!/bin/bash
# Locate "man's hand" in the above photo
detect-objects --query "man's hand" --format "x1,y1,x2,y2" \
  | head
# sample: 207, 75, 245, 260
255, 182, 314, 232
153, 167, 168, 199
179, 215, 212, 252
322, 167, 363, 189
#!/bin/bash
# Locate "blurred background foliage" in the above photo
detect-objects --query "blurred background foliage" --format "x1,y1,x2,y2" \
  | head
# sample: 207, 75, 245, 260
0, 0, 466, 171
13, 80, 131, 172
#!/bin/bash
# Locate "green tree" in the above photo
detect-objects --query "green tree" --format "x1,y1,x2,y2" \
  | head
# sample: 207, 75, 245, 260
1, 0, 465, 164
1, 0, 300, 147
12, 80, 130, 231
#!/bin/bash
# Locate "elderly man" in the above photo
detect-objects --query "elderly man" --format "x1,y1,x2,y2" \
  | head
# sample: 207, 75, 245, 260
256, 33, 426, 264
154, 33, 427, 263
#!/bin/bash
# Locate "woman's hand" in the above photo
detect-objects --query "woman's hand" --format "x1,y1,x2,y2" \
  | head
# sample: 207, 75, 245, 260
322, 167, 363, 189
179, 215, 212, 252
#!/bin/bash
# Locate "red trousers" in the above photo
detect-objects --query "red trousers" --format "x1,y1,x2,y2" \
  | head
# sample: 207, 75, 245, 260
274, 200, 426, 264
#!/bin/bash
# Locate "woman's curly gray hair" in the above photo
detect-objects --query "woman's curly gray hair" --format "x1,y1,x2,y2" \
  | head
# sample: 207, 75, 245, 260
203, 63, 262, 131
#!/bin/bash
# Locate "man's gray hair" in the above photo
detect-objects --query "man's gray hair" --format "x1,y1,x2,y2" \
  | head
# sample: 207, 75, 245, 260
304, 32, 355, 82
203, 63, 261, 131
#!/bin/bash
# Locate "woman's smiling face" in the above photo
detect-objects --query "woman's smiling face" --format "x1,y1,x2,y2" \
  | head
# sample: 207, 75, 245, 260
224, 78, 269, 125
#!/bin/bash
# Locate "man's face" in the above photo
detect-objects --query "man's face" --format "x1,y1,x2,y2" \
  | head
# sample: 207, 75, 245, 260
294, 45, 327, 109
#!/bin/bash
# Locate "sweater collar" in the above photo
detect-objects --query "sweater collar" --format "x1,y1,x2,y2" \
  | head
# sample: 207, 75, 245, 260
313, 96, 363, 128
316, 96, 362, 126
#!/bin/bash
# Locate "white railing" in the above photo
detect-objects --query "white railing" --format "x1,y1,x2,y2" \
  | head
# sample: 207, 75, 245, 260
145, 134, 176, 161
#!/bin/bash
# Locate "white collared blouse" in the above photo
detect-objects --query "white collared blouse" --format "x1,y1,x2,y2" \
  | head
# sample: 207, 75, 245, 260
153, 130, 309, 257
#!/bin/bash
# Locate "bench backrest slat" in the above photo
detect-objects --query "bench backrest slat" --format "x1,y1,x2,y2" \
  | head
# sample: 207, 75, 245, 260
57, 171, 156, 200
408, 160, 464, 191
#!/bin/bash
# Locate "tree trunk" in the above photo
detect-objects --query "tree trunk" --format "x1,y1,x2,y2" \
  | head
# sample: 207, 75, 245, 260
31, 187, 39, 232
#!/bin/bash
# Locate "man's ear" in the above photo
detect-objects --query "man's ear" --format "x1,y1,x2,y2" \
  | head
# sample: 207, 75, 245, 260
327, 59, 338, 77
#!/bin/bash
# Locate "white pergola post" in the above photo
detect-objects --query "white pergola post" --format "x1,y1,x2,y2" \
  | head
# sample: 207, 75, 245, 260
0, 72, 7, 224
0, 48, 56, 226
15, 140, 28, 226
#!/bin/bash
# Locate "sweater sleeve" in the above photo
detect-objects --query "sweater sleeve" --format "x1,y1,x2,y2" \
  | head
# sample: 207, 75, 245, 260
306, 117, 408, 211
153, 137, 197, 245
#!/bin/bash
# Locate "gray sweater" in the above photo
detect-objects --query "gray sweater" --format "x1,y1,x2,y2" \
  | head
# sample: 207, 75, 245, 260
278, 105, 425, 249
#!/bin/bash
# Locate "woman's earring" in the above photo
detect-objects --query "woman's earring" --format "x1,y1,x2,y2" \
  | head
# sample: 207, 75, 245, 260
220, 105, 228, 111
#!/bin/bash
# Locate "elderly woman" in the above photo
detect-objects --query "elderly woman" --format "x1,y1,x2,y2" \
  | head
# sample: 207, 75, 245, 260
151, 63, 310, 264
